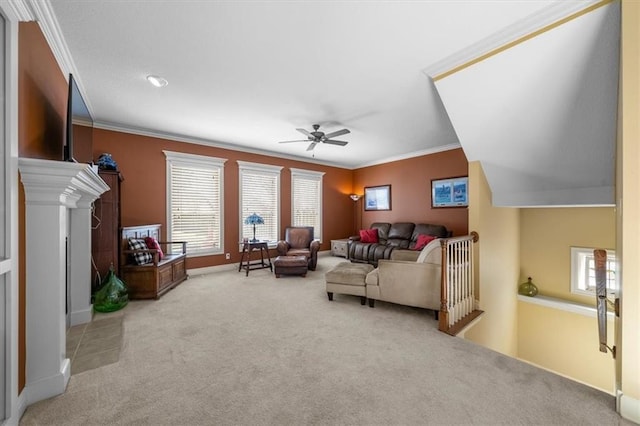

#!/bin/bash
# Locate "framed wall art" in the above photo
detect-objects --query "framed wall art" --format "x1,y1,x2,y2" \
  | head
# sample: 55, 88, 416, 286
431, 176, 468, 208
364, 185, 391, 211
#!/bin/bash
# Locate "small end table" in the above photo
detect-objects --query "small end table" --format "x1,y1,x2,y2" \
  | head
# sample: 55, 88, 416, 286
238, 241, 273, 276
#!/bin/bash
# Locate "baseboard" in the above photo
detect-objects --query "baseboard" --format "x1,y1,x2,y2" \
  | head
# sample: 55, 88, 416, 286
618, 392, 640, 424
69, 305, 93, 326
187, 263, 237, 276
187, 250, 333, 277
25, 358, 70, 405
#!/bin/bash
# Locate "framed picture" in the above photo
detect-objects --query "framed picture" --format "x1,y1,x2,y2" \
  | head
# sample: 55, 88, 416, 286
364, 185, 391, 211
431, 176, 468, 208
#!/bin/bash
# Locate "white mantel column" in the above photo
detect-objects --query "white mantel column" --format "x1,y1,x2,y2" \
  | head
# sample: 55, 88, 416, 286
69, 200, 94, 326
19, 158, 108, 405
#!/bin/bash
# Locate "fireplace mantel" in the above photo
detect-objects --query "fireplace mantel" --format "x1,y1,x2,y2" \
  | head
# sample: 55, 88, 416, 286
18, 157, 109, 405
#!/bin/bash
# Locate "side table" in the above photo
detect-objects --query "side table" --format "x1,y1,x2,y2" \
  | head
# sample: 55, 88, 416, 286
238, 241, 273, 276
331, 239, 350, 259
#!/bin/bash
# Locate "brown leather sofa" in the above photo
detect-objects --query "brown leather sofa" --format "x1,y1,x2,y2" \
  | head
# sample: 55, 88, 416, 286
276, 226, 320, 270
348, 222, 450, 266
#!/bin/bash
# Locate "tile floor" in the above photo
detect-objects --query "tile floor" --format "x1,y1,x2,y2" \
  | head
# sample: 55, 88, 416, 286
66, 309, 124, 375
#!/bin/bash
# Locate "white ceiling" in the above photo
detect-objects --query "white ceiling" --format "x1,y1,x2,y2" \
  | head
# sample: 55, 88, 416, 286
24, 0, 618, 206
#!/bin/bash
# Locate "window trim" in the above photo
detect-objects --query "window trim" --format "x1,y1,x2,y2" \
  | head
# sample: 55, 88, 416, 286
237, 161, 282, 248
290, 167, 324, 243
570, 246, 616, 297
164, 150, 226, 257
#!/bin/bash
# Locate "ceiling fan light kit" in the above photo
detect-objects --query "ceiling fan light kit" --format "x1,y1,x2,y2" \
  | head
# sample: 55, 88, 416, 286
278, 124, 350, 152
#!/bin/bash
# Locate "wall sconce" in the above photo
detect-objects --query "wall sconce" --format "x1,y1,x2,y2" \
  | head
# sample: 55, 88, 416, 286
349, 194, 361, 202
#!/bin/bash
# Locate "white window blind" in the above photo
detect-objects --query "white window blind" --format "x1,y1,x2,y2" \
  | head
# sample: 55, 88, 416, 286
165, 151, 226, 256
291, 168, 324, 242
238, 161, 282, 244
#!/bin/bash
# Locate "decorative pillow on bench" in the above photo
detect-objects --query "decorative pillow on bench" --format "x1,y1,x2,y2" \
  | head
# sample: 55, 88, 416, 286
128, 238, 153, 265
144, 236, 164, 260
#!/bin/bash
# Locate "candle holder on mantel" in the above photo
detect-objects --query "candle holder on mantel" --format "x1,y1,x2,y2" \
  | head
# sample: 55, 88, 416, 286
518, 276, 538, 297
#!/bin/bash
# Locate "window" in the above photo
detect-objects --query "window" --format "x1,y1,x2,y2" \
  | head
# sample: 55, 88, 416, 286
238, 161, 282, 245
570, 247, 616, 296
291, 168, 324, 242
164, 151, 226, 256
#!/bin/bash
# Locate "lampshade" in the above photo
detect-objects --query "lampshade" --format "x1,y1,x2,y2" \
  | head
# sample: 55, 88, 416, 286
244, 213, 264, 225
349, 194, 361, 201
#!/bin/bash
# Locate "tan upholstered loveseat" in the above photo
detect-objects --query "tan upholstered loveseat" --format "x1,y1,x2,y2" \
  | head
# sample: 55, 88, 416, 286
364, 237, 442, 317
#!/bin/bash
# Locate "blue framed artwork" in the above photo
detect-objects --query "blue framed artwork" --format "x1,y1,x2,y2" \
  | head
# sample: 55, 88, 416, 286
364, 184, 391, 211
431, 176, 468, 208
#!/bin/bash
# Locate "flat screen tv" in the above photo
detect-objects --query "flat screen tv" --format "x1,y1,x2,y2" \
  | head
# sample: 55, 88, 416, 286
64, 73, 93, 163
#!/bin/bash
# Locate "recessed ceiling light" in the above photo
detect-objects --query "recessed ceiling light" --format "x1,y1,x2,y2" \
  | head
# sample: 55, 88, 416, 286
146, 75, 168, 88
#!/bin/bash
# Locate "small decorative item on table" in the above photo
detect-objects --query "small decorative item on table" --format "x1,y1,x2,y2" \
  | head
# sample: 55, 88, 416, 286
518, 276, 538, 297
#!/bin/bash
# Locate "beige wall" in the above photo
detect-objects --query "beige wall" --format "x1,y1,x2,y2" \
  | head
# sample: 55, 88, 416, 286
516, 207, 616, 393
519, 207, 616, 304
518, 301, 615, 393
466, 161, 519, 356
619, 0, 640, 417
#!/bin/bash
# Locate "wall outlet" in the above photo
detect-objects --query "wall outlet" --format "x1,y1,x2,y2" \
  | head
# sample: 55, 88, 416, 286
225, 253, 230, 260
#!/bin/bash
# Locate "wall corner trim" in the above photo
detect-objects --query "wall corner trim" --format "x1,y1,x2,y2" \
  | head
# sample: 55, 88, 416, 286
619, 392, 640, 424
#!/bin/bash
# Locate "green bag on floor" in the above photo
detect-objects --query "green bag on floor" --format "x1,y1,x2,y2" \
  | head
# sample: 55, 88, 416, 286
94, 265, 129, 313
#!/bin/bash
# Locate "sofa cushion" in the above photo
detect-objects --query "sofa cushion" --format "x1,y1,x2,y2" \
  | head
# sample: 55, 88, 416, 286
416, 238, 442, 264
388, 222, 415, 240
359, 228, 379, 243
409, 223, 450, 249
414, 234, 437, 251
370, 222, 391, 244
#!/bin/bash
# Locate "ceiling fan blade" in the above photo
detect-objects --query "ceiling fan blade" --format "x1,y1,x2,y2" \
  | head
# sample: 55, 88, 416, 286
278, 139, 309, 144
306, 142, 318, 151
323, 139, 349, 146
296, 128, 313, 138
323, 129, 350, 139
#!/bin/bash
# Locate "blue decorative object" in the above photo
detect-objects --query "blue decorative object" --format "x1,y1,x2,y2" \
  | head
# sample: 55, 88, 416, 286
96, 153, 118, 170
244, 213, 264, 242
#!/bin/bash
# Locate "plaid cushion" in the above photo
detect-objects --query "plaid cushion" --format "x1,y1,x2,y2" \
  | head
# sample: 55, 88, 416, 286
128, 238, 152, 265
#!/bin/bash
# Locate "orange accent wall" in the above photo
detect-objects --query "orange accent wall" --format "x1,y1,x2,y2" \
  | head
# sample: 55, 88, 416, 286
18, 22, 67, 160
92, 129, 355, 269
353, 149, 469, 236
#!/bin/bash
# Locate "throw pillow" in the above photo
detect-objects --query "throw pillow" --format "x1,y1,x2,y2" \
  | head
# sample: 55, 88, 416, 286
144, 236, 164, 260
414, 234, 437, 251
359, 228, 379, 243
128, 238, 152, 265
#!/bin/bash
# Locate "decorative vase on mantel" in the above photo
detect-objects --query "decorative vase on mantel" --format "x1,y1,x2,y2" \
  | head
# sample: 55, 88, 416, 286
518, 277, 538, 297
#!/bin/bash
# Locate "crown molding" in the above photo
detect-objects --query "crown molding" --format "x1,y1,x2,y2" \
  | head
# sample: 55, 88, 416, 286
352, 143, 462, 169
93, 120, 355, 170
23, 0, 94, 115
94, 120, 456, 171
423, 0, 607, 80
5, 0, 35, 21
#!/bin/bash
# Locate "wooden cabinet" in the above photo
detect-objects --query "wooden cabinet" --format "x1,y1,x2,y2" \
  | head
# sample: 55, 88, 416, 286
331, 239, 349, 258
91, 170, 123, 291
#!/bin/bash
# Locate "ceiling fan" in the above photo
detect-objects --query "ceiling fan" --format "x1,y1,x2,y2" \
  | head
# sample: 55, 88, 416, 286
279, 124, 350, 151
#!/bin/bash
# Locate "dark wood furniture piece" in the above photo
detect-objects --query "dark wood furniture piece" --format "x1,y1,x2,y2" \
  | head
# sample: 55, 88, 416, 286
120, 224, 187, 299
91, 169, 123, 291
238, 241, 272, 276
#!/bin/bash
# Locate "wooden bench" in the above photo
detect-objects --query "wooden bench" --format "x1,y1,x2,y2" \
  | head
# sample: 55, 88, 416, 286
120, 224, 188, 299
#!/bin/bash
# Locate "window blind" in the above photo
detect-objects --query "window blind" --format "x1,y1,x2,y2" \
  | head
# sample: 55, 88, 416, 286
165, 151, 226, 256
291, 168, 324, 241
238, 161, 282, 244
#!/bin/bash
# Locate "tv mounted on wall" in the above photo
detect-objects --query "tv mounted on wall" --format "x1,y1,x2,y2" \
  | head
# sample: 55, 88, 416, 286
64, 73, 93, 163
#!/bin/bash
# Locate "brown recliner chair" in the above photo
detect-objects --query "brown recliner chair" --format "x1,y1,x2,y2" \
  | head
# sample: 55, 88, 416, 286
276, 226, 320, 270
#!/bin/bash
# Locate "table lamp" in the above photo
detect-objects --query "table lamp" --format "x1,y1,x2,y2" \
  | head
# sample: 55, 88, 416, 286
244, 213, 264, 242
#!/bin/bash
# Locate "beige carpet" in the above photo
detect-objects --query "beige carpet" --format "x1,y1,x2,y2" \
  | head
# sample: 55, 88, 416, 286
21, 255, 630, 425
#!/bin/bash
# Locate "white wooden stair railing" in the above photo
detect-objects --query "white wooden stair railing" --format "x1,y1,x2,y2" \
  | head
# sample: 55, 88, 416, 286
438, 232, 483, 335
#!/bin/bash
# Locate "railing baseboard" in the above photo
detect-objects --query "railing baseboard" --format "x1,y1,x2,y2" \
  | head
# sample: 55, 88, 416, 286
441, 309, 484, 336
